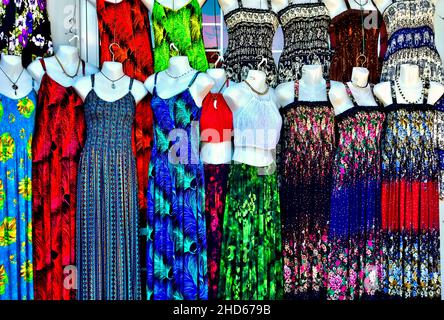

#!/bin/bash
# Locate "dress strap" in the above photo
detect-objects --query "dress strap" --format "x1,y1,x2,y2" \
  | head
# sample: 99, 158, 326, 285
390, 81, 397, 104
129, 78, 134, 91
153, 73, 159, 95
237, 0, 243, 8
82, 60, 86, 76
187, 71, 201, 88
294, 80, 299, 101
266, 0, 272, 10
91, 74, 95, 88
326, 79, 331, 95
345, 0, 351, 10
344, 83, 357, 106
40, 59, 47, 72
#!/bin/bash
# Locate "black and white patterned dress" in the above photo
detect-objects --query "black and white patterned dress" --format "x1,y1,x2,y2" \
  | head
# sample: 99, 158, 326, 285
277, 0, 331, 83
222, 0, 279, 87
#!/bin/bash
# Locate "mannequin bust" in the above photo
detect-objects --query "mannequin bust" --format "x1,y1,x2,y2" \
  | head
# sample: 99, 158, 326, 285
374, 64, 444, 106
28, 45, 98, 89
144, 0, 206, 11
223, 69, 277, 167
218, 0, 284, 13
201, 68, 233, 165
275, 64, 327, 107
87, 0, 151, 8
374, 0, 438, 14
73, 61, 148, 104
435, 0, 444, 67
0, 54, 35, 98
145, 56, 214, 107
330, 67, 378, 115
272, 0, 333, 14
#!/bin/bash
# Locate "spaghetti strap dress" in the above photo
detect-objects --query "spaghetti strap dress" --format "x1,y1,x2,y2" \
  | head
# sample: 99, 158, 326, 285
279, 80, 334, 299
76, 75, 140, 300
32, 59, 86, 300
222, 0, 279, 87
0, 88, 36, 300
327, 84, 385, 300
277, 0, 331, 82
146, 72, 207, 300
152, 0, 208, 72
381, 83, 441, 299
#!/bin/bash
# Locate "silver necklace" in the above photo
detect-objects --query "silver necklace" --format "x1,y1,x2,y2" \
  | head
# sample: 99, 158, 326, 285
353, 0, 369, 7
165, 68, 194, 79
0, 66, 25, 96
100, 71, 126, 89
395, 77, 425, 104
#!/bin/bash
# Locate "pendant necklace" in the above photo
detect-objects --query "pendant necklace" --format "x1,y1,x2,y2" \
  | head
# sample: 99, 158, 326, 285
0, 66, 25, 96
100, 71, 126, 89
165, 68, 194, 79
245, 80, 269, 95
55, 54, 81, 79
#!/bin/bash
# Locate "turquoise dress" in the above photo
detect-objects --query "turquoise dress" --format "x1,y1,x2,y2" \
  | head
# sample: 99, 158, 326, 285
0, 90, 36, 300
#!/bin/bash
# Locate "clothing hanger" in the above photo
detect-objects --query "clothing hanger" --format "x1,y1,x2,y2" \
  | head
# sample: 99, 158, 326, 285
65, 3, 79, 45
258, 57, 267, 68
109, 42, 120, 62
170, 42, 180, 53
210, 52, 224, 68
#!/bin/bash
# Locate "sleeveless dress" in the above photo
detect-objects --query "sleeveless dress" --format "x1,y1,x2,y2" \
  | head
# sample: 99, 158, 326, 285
218, 82, 283, 300
76, 76, 140, 300
152, 0, 208, 72
279, 81, 334, 299
277, 0, 331, 82
0, 90, 35, 300
327, 84, 385, 300
222, 0, 279, 87
381, 84, 441, 298
97, 0, 154, 231
200, 91, 233, 300
146, 72, 207, 300
329, 1, 386, 84
0, 0, 53, 67
32, 59, 87, 300
379, 0, 444, 200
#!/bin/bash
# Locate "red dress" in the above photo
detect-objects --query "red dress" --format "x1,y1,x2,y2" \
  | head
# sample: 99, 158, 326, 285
97, 0, 154, 219
32, 60, 86, 300
200, 92, 233, 299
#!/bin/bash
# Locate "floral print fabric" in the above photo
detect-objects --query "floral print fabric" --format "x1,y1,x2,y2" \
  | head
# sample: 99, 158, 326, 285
381, 98, 441, 299
279, 82, 335, 299
204, 164, 229, 300
152, 0, 208, 72
0, 0, 53, 67
0, 91, 35, 300
218, 164, 283, 300
328, 104, 385, 300
146, 73, 207, 300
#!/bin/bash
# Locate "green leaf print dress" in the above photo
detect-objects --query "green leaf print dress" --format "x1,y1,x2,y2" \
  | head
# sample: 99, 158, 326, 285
152, 0, 209, 72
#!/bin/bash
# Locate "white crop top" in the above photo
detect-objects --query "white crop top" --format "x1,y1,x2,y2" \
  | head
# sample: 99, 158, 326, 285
233, 82, 283, 150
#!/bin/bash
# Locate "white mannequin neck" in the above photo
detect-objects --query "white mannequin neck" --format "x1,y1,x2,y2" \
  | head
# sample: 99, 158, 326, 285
218, 0, 282, 13
347, 0, 377, 10
56, 45, 81, 65
166, 56, 193, 77
101, 61, 125, 80
245, 70, 268, 93
299, 65, 327, 101
0, 54, 23, 79
207, 68, 227, 93
373, 0, 392, 14
351, 67, 370, 88
398, 64, 421, 86
323, 0, 347, 18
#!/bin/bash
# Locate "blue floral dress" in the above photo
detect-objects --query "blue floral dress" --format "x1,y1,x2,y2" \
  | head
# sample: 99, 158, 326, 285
0, 91, 35, 300
146, 72, 207, 300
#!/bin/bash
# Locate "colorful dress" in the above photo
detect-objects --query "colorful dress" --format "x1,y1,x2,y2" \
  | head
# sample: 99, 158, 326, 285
97, 0, 154, 286
146, 72, 207, 300
329, 1, 386, 84
277, 0, 331, 82
0, 0, 53, 67
222, 0, 279, 87
380, 0, 444, 199
279, 81, 334, 299
381, 85, 441, 299
152, 0, 208, 72
76, 76, 140, 300
327, 84, 385, 300
32, 59, 86, 300
0, 90, 35, 300
218, 82, 283, 300
200, 92, 233, 299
